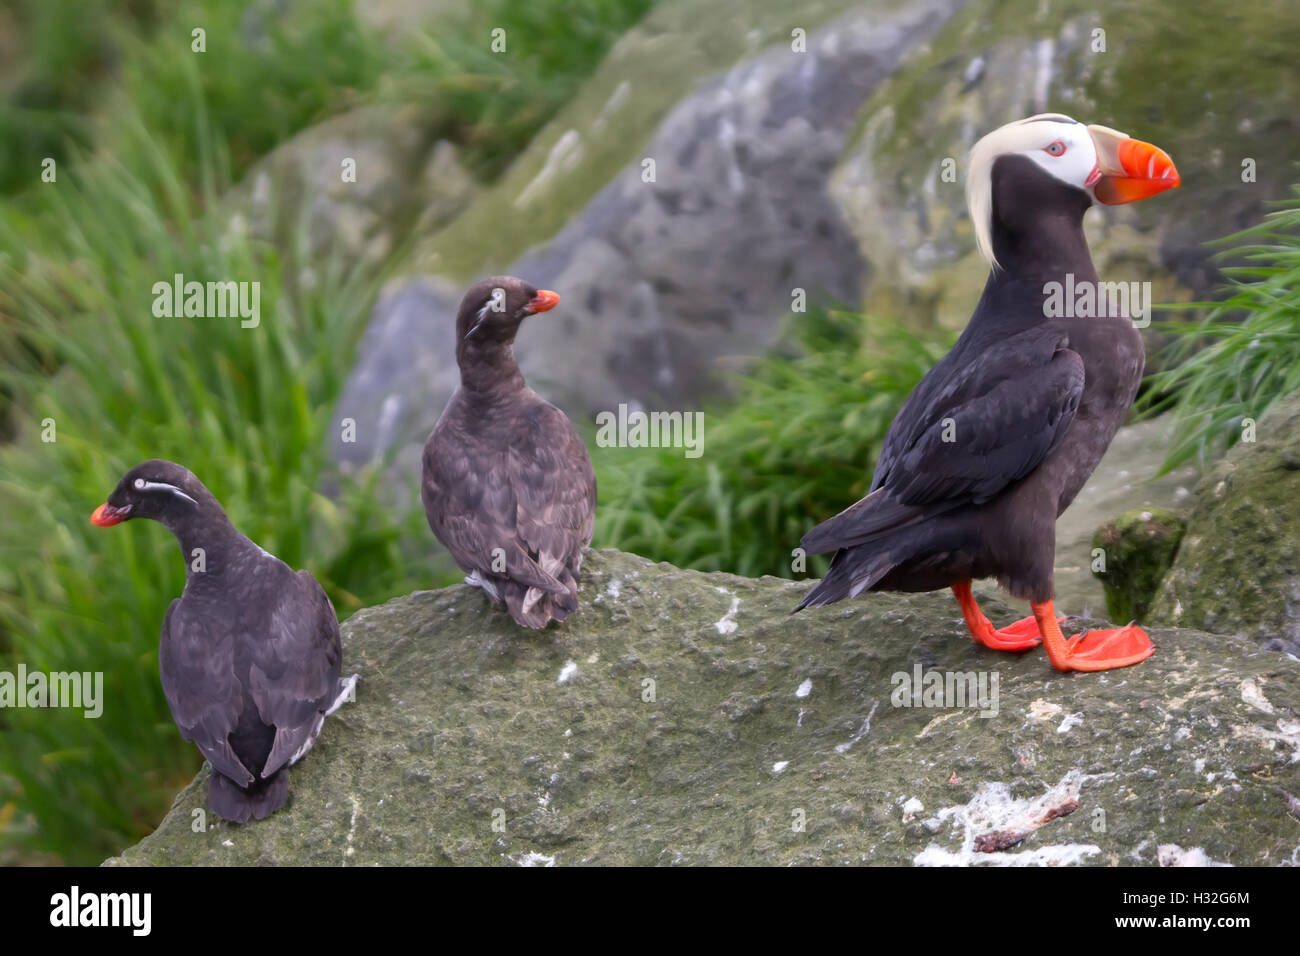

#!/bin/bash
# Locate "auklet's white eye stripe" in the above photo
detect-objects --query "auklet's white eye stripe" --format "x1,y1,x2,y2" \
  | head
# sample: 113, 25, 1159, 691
95, 457, 353, 821
465, 303, 491, 340
135, 479, 199, 505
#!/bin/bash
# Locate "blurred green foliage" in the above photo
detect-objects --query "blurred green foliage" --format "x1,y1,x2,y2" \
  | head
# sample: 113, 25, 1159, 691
593, 309, 953, 579
1139, 185, 1300, 470
0, 0, 660, 197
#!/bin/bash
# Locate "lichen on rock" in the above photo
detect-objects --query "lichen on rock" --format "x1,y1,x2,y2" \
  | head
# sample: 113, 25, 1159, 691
106, 550, 1300, 867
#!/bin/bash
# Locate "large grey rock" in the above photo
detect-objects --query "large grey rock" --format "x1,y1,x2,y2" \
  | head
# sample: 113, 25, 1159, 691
333, 0, 963, 473
1152, 389, 1300, 657
107, 550, 1299, 867
333, 276, 464, 484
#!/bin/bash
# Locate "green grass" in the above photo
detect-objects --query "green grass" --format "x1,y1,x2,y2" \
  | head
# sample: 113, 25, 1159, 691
376, 0, 661, 181
1, 0, 662, 201
1139, 184, 1300, 470
0, 0, 665, 411
593, 308, 954, 579
1, 0, 379, 198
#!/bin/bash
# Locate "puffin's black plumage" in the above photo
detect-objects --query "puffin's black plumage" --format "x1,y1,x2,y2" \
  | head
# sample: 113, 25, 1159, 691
92, 460, 356, 821
798, 116, 1179, 672
422, 276, 597, 629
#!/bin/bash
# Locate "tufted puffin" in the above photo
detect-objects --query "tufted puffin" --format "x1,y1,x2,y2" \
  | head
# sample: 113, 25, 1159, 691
422, 276, 597, 629
796, 114, 1179, 672
91, 460, 358, 821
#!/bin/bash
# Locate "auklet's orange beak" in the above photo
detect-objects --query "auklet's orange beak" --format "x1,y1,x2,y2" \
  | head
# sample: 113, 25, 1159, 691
1087, 124, 1180, 205
527, 290, 560, 314
91, 503, 130, 526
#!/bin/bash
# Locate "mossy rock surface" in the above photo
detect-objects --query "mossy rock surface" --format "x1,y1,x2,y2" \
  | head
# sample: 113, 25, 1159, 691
107, 550, 1299, 867
1151, 389, 1300, 657
1091, 507, 1188, 624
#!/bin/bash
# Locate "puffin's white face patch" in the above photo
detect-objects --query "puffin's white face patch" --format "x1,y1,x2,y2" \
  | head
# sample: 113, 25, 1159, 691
133, 478, 198, 506
1017, 120, 1099, 191
966, 113, 1100, 270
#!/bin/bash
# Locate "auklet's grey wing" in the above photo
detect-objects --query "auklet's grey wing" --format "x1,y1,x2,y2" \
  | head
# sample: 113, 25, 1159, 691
159, 599, 255, 788
250, 568, 351, 778
506, 399, 597, 619
422, 432, 569, 596
511, 402, 596, 565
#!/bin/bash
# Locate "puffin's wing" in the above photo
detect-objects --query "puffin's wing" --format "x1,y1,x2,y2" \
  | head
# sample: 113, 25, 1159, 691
887, 343, 1084, 505
249, 569, 343, 778
159, 599, 255, 787
422, 428, 567, 593
803, 327, 1083, 553
509, 402, 597, 567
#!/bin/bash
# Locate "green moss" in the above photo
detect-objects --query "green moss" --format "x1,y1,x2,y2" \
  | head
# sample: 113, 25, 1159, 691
847, 0, 1300, 178
1091, 507, 1187, 623
1151, 388, 1300, 648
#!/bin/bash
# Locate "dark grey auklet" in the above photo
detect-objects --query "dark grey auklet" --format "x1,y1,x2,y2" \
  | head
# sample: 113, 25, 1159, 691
797, 114, 1180, 672
422, 276, 597, 629
92, 459, 357, 821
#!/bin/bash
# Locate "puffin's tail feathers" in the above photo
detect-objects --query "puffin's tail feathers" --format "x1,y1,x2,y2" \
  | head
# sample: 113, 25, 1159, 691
504, 572, 580, 629
802, 489, 966, 556
802, 489, 917, 555
208, 767, 289, 823
794, 546, 897, 612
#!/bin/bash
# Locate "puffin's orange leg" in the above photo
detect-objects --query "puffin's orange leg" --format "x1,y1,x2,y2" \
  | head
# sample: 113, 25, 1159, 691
1031, 600, 1156, 672
952, 580, 1044, 652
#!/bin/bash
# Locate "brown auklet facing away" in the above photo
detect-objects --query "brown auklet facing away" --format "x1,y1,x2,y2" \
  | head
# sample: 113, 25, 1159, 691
422, 276, 597, 629
91, 460, 357, 821
797, 114, 1180, 672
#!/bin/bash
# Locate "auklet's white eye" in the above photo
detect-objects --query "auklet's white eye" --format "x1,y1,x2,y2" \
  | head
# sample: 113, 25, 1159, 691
134, 478, 146, 490
1044, 140, 1066, 157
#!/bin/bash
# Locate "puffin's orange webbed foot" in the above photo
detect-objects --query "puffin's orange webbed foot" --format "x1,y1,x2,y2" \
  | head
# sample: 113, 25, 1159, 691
1032, 601, 1156, 672
1060, 623, 1156, 671
952, 581, 1059, 653
973, 615, 1043, 652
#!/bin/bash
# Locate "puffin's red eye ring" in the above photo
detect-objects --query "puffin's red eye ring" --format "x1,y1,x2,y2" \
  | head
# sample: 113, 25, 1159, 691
1044, 140, 1067, 157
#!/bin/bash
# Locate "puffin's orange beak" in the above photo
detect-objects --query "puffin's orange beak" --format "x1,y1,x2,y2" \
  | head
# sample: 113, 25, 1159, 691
91, 503, 130, 526
1087, 124, 1180, 205
526, 290, 560, 314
